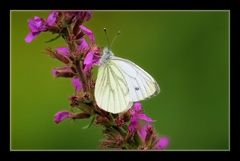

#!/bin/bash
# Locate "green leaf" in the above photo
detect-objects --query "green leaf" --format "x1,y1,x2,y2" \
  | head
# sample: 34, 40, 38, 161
82, 114, 95, 129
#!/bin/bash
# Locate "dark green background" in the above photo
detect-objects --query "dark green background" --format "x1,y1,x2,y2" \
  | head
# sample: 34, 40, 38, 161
11, 11, 229, 150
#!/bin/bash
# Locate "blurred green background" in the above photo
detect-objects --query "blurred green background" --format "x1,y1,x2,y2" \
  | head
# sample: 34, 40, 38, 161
11, 11, 229, 150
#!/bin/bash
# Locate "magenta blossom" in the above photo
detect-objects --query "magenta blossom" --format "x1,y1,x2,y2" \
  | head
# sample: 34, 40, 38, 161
63, 11, 92, 24
77, 38, 89, 54
56, 47, 70, 57
25, 16, 47, 43
53, 47, 71, 64
52, 66, 75, 78
72, 77, 82, 92
54, 111, 71, 124
25, 12, 58, 43
154, 136, 169, 150
128, 102, 153, 133
78, 11, 92, 22
83, 51, 94, 72
83, 46, 101, 73
46, 11, 58, 26
138, 124, 152, 141
80, 25, 95, 42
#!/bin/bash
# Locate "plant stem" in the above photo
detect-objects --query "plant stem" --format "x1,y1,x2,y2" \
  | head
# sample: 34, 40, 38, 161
75, 59, 88, 92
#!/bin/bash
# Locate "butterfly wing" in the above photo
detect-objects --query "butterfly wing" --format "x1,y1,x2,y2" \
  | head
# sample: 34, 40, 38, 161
110, 56, 160, 102
94, 62, 133, 114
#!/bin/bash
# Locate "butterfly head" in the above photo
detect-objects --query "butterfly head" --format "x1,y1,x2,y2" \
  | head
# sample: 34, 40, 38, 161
99, 47, 114, 65
99, 28, 120, 65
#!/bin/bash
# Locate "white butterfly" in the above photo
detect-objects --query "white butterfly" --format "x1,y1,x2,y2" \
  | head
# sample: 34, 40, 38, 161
94, 47, 160, 114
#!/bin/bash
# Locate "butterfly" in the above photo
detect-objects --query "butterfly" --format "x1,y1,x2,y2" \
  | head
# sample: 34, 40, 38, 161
94, 29, 160, 114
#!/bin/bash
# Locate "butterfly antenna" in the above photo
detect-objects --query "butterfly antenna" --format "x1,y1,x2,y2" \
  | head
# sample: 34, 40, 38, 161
110, 30, 120, 49
104, 28, 111, 49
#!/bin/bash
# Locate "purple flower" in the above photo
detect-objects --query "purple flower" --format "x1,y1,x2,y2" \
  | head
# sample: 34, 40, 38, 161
80, 25, 95, 42
78, 11, 92, 22
138, 124, 150, 141
54, 111, 90, 124
133, 102, 142, 111
25, 16, 47, 43
28, 16, 46, 33
63, 12, 76, 23
51, 66, 75, 78
128, 102, 153, 132
154, 136, 169, 150
56, 47, 70, 57
83, 46, 101, 73
25, 32, 39, 43
72, 77, 82, 92
63, 11, 92, 23
77, 38, 89, 53
54, 111, 71, 124
83, 51, 94, 72
46, 11, 58, 26
128, 118, 138, 132
54, 47, 71, 64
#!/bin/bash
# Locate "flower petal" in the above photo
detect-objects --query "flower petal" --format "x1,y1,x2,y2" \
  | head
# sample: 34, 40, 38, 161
54, 111, 71, 124
80, 25, 95, 42
53, 47, 71, 64
138, 124, 148, 141
56, 47, 70, 57
133, 102, 142, 112
137, 113, 153, 123
77, 38, 89, 53
91, 46, 101, 65
78, 11, 92, 21
24, 32, 40, 43
47, 11, 58, 26
84, 51, 94, 65
155, 136, 169, 150
72, 77, 82, 92
128, 116, 138, 132
83, 51, 94, 72
28, 16, 46, 32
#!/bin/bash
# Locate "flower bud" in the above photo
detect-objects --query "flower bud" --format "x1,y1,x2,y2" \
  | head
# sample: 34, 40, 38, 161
80, 25, 95, 42
76, 38, 89, 54
72, 77, 82, 92
78, 11, 92, 22
54, 47, 71, 64
154, 136, 169, 150
145, 125, 153, 145
46, 11, 58, 26
51, 66, 75, 78
71, 112, 90, 119
70, 96, 79, 107
46, 47, 71, 64
62, 12, 76, 24
54, 111, 71, 124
